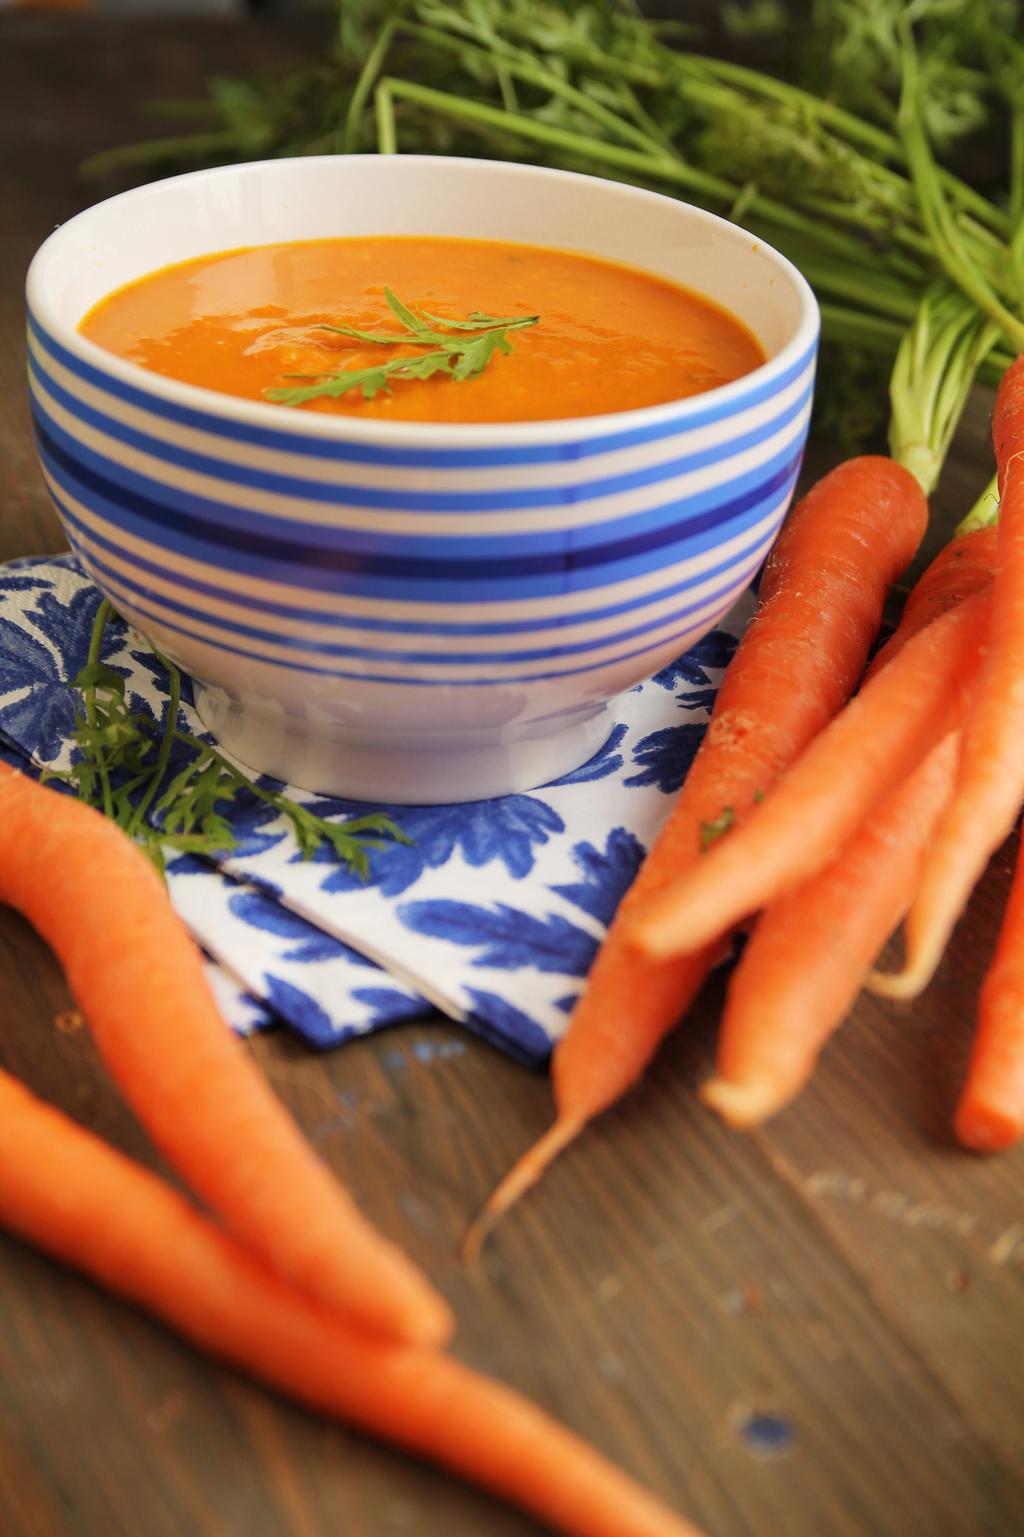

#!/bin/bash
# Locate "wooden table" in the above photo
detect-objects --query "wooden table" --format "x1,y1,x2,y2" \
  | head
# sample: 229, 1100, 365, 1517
1, 17, 1021, 1537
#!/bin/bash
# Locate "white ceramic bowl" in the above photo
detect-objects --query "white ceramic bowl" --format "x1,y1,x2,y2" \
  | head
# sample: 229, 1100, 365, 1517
26, 156, 818, 803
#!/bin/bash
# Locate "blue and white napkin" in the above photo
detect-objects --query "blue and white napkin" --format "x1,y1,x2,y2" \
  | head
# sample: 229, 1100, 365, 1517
0, 554, 750, 1063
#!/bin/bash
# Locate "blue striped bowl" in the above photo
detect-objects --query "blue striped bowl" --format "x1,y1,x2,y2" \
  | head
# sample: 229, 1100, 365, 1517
26, 156, 818, 803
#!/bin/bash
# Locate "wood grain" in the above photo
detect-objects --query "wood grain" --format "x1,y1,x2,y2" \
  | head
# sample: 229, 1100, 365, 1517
0, 16, 1021, 1537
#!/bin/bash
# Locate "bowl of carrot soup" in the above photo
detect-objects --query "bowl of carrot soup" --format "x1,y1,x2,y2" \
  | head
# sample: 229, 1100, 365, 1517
25, 156, 818, 802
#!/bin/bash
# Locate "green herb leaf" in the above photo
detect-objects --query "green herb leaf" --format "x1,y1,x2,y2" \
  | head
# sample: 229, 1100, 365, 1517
54, 606, 407, 880
266, 287, 539, 409
73, 660, 127, 696
700, 806, 736, 852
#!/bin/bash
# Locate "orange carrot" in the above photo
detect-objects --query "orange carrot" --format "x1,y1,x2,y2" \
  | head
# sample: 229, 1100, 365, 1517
871, 356, 1024, 998
954, 835, 1024, 1151
0, 764, 450, 1347
632, 589, 991, 961
0, 1068, 705, 1537
703, 732, 960, 1128
465, 457, 927, 1249
863, 525, 999, 683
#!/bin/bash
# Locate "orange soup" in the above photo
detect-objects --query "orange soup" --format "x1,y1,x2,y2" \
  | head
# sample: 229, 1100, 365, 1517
80, 237, 765, 424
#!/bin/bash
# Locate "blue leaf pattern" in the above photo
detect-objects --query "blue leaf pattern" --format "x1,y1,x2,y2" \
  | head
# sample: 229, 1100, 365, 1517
262, 976, 337, 1044
550, 828, 645, 925
674, 686, 719, 714
227, 889, 372, 965
351, 987, 431, 1025
463, 988, 553, 1063
547, 722, 628, 786
650, 627, 737, 691
127, 645, 196, 710
624, 723, 707, 793
0, 586, 140, 763
0, 575, 56, 595
164, 852, 210, 877
314, 795, 565, 896
397, 898, 599, 976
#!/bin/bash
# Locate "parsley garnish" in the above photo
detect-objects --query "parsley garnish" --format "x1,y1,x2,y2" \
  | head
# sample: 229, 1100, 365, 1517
265, 286, 539, 408
44, 601, 407, 877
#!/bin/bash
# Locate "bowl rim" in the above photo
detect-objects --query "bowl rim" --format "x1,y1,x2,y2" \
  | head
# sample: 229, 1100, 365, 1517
26, 154, 820, 450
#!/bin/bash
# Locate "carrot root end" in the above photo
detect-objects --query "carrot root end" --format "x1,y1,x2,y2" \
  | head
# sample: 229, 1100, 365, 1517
699, 1075, 779, 1129
953, 1098, 1024, 1153
462, 1116, 584, 1265
864, 959, 934, 1000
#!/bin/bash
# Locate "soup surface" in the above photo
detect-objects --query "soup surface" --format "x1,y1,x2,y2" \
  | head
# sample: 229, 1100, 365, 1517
80, 236, 765, 424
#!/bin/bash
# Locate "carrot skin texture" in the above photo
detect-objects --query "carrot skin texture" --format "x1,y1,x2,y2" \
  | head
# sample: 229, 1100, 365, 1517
888, 356, 1024, 996
632, 589, 991, 960
956, 832, 1024, 1151
0, 765, 451, 1347
705, 732, 960, 1128
863, 526, 998, 683
0, 1071, 705, 1537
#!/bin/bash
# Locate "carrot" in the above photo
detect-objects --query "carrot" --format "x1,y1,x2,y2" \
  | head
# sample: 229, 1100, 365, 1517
954, 834, 1024, 1151
0, 1068, 705, 1537
863, 525, 999, 683
631, 588, 991, 961
464, 457, 927, 1251
0, 763, 450, 1347
703, 732, 961, 1128
870, 355, 1024, 998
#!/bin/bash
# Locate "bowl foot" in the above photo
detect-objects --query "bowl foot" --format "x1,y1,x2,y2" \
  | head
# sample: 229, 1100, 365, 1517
194, 684, 616, 805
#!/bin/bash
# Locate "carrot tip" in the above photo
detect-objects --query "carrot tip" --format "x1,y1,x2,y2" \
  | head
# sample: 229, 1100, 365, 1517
699, 1075, 778, 1129
461, 1116, 583, 1266
864, 962, 933, 1000
953, 1099, 1024, 1153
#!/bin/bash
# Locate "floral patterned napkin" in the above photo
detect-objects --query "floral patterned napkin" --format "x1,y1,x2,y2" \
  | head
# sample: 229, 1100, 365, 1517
0, 554, 750, 1063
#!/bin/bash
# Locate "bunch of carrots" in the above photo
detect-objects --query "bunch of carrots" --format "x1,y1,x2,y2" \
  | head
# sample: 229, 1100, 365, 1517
465, 18, 1024, 1250
472, 340, 1024, 1252
472, 386, 1023, 1244
639, 361, 1024, 1142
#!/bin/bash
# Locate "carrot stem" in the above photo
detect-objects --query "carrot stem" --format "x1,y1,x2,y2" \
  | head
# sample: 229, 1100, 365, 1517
83, 599, 116, 821
956, 472, 1001, 536
125, 652, 180, 841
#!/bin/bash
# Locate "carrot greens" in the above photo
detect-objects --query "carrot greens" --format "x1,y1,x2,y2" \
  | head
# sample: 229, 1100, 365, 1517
44, 601, 405, 876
